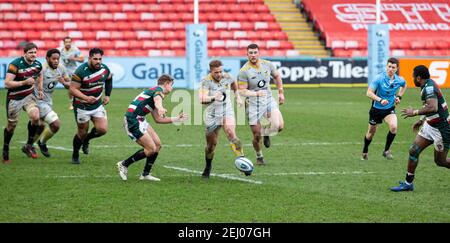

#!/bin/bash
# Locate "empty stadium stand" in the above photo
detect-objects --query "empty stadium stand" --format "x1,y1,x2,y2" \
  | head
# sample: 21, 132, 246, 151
300, 0, 450, 57
0, 0, 298, 57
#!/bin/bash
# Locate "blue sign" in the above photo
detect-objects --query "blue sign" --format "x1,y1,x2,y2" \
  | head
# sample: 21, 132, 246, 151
0, 57, 242, 89
186, 24, 208, 90
368, 24, 389, 83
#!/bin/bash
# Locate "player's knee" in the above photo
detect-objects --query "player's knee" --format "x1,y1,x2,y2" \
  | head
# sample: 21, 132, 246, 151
154, 142, 161, 152
409, 144, 421, 162
96, 127, 107, 136
389, 125, 397, 134
49, 123, 60, 133
207, 143, 216, 152
7, 122, 17, 131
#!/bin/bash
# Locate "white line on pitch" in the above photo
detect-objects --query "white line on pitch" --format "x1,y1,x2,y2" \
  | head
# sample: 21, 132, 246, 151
163, 165, 263, 185
258, 171, 375, 176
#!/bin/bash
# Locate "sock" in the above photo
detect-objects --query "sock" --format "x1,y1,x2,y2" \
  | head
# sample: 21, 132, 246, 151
32, 125, 45, 144
363, 136, 372, 153
123, 149, 146, 167
40, 126, 54, 144
205, 148, 214, 168
405, 172, 415, 184
256, 150, 263, 159
229, 138, 244, 157
26, 121, 38, 145
85, 128, 101, 143
3, 128, 13, 148
142, 152, 159, 176
72, 135, 82, 153
384, 131, 396, 152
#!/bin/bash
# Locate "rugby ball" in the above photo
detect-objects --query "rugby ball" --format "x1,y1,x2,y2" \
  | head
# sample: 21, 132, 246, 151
235, 157, 254, 176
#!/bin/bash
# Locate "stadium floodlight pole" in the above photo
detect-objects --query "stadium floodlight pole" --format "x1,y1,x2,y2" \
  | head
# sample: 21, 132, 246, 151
194, 0, 199, 24
376, 0, 381, 24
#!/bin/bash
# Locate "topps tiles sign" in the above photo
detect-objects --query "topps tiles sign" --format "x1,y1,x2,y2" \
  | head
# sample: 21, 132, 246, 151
265, 59, 368, 86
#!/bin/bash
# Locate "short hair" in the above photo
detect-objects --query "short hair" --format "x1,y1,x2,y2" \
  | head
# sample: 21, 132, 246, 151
63, 36, 72, 42
157, 74, 174, 85
387, 57, 399, 67
413, 65, 430, 79
247, 43, 259, 51
209, 60, 222, 70
89, 48, 104, 57
23, 42, 38, 53
46, 48, 60, 58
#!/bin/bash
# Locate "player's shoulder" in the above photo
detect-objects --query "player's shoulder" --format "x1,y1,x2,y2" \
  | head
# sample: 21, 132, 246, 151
9, 57, 23, 66
396, 74, 406, 82
223, 72, 233, 80
260, 59, 272, 65
57, 63, 67, 72
101, 63, 110, 71
239, 61, 252, 72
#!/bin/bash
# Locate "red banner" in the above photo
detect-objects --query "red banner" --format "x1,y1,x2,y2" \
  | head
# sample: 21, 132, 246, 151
302, 0, 450, 47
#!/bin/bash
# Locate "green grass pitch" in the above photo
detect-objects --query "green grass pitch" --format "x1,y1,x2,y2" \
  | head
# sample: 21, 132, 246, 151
1, 87, 449, 222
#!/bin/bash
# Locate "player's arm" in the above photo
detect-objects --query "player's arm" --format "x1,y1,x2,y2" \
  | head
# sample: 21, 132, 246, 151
199, 88, 223, 104
103, 73, 113, 105
231, 79, 243, 107
366, 87, 388, 105
69, 74, 96, 104
4, 64, 35, 89
36, 71, 44, 99
272, 68, 285, 105
58, 66, 71, 89
237, 74, 265, 97
150, 109, 188, 124
72, 49, 84, 63
395, 83, 407, 105
402, 98, 438, 118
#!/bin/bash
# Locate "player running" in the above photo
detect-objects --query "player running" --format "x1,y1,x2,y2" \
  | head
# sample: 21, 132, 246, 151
117, 74, 188, 181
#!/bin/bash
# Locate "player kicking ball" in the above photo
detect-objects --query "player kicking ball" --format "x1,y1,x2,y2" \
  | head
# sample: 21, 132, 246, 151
117, 74, 188, 181
198, 60, 244, 178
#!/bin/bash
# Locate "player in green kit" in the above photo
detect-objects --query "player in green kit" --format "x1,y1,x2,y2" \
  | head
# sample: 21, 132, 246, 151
3, 43, 43, 163
69, 48, 112, 164
117, 74, 188, 181
391, 65, 450, 192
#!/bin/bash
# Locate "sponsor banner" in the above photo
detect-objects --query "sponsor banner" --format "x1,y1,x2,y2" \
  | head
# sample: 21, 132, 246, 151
0, 57, 242, 88
368, 24, 390, 83
243, 59, 368, 86
186, 24, 208, 90
399, 59, 450, 88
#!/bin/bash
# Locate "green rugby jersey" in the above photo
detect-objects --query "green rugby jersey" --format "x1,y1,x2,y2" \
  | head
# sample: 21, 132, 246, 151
71, 62, 111, 110
421, 79, 449, 129
126, 86, 164, 118
6, 57, 42, 100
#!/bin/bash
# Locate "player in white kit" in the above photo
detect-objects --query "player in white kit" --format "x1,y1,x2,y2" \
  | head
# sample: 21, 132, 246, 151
238, 44, 285, 165
34, 49, 71, 157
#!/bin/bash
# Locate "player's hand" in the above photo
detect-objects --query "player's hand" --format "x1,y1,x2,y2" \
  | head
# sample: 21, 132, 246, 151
401, 107, 416, 118
236, 96, 244, 107
394, 97, 401, 105
412, 120, 424, 133
37, 90, 44, 100
214, 92, 224, 102
85, 96, 97, 104
176, 113, 189, 122
380, 99, 389, 106
102, 96, 110, 105
25, 77, 35, 86
279, 93, 285, 105
255, 90, 266, 97
157, 107, 167, 118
